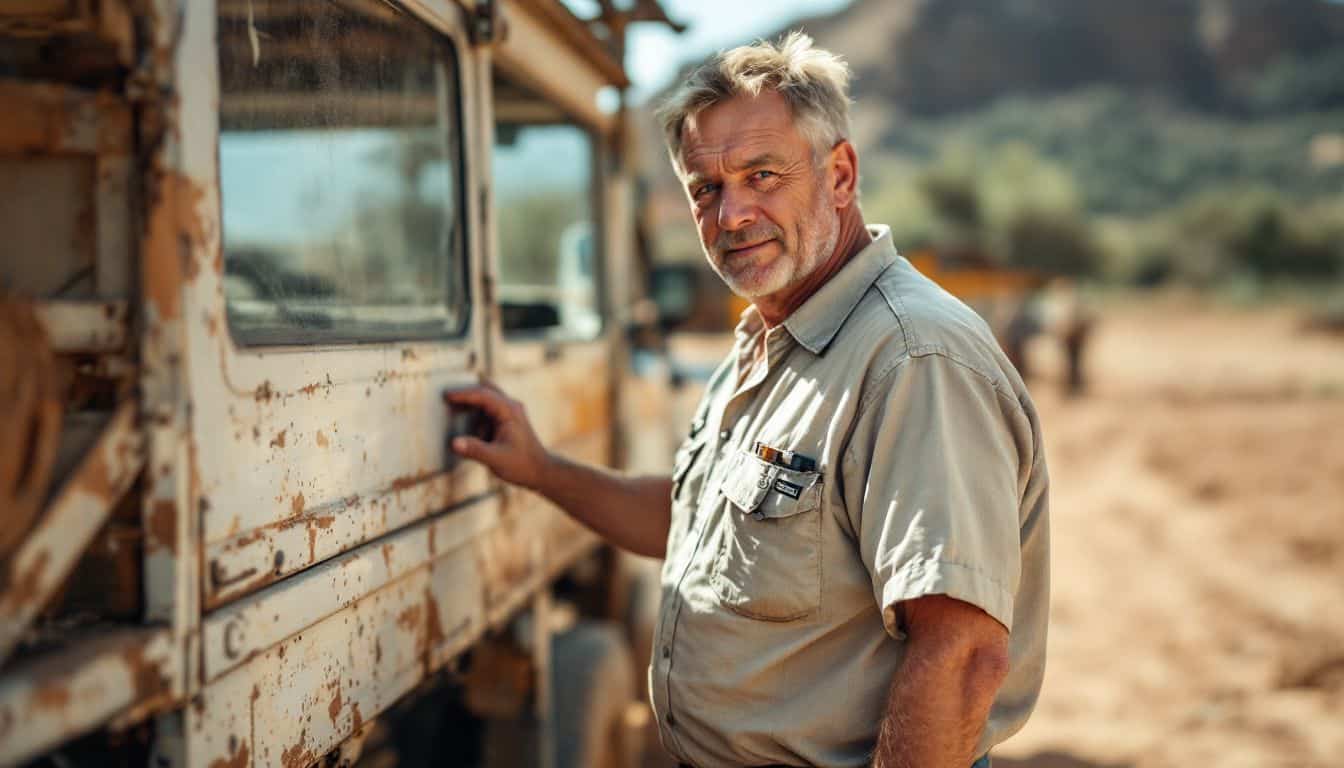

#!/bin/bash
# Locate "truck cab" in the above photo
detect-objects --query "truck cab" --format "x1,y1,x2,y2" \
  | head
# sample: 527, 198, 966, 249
0, 1, 678, 765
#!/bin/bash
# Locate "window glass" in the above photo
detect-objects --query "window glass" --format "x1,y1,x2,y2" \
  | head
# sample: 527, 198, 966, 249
218, 0, 467, 345
492, 79, 601, 339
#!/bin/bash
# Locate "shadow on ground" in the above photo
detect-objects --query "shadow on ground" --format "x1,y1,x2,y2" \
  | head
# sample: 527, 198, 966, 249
993, 752, 1131, 768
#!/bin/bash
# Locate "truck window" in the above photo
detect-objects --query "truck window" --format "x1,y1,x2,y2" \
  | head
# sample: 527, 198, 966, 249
493, 74, 602, 339
217, 0, 467, 346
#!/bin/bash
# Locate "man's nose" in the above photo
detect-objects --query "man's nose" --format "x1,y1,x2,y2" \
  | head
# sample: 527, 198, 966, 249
716, 185, 757, 231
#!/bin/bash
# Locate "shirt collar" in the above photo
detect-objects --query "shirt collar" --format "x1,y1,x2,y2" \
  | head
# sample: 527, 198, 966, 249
779, 224, 899, 355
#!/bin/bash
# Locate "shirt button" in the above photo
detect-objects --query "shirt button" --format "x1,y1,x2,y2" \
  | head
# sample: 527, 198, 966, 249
667, 712, 677, 727
719, 430, 729, 441
661, 645, 671, 659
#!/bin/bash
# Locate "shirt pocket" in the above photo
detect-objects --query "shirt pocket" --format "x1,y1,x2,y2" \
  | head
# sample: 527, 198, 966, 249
710, 450, 823, 622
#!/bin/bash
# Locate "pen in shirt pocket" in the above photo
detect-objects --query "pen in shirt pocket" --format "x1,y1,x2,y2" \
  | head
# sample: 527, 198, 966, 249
753, 441, 817, 472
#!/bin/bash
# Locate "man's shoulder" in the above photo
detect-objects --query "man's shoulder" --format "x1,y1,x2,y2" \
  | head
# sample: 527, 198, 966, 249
840, 256, 1009, 379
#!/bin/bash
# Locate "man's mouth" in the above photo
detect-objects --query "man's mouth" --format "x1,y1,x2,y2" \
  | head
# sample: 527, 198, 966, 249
724, 239, 776, 258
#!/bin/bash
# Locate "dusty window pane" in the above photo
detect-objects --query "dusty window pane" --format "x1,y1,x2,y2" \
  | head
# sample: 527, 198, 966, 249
218, 0, 467, 345
493, 120, 601, 339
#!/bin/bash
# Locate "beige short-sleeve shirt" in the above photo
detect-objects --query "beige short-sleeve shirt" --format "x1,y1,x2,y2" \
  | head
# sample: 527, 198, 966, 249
651, 226, 1050, 767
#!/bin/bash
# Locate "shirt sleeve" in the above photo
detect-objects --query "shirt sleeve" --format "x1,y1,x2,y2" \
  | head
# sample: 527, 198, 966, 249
842, 351, 1029, 639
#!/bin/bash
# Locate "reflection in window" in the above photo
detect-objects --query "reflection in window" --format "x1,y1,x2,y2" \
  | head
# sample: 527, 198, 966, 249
217, 0, 466, 345
493, 102, 601, 338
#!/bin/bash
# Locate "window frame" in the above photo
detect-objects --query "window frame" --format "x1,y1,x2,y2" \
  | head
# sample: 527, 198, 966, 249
490, 65, 610, 345
215, 0, 473, 348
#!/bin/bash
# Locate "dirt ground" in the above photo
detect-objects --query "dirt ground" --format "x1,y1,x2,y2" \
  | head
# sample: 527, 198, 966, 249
667, 294, 1344, 767
996, 296, 1344, 768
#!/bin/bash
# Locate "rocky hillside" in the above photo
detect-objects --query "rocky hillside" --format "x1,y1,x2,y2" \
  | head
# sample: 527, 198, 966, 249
777, 0, 1344, 116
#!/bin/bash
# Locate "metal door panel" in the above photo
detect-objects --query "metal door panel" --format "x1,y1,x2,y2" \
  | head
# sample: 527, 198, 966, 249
201, 495, 499, 680
173, 0, 489, 606
189, 548, 483, 768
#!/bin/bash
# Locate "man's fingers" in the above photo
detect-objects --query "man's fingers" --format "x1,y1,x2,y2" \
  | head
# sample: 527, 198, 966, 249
442, 386, 514, 423
450, 435, 505, 469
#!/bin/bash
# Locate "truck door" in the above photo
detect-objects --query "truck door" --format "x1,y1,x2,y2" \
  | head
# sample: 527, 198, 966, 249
172, 1, 500, 763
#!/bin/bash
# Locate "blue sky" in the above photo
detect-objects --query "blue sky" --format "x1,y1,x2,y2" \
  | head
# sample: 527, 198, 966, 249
564, 0, 853, 101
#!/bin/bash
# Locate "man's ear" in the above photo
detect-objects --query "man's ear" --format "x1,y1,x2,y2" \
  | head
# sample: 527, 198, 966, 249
828, 140, 860, 208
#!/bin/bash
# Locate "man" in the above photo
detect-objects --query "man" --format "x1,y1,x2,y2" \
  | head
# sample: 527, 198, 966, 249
447, 33, 1049, 768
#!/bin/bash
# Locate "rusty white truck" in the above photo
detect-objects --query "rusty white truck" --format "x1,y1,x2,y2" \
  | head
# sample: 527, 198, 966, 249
0, 0, 684, 765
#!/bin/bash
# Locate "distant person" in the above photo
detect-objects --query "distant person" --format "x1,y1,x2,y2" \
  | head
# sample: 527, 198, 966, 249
447, 33, 1049, 768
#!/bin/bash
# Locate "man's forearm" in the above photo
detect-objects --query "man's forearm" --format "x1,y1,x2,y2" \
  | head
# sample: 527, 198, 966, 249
872, 597, 1009, 768
533, 452, 672, 558
872, 650, 997, 767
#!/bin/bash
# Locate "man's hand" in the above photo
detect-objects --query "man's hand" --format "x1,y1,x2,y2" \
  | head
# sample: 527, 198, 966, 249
442, 383, 674, 558
872, 595, 1010, 768
443, 384, 552, 491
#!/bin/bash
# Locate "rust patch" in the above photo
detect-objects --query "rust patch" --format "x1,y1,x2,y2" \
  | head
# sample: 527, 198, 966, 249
351, 701, 364, 731
315, 430, 329, 448
380, 543, 393, 569
427, 524, 437, 555
307, 522, 317, 562
254, 381, 274, 402
390, 471, 437, 493
314, 516, 333, 529
122, 644, 171, 702
396, 604, 422, 634
32, 682, 71, 711
400, 348, 418, 361
280, 729, 313, 768
270, 429, 287, 449
208, 742, 249, 768
143, 172, 208, 321
326, 681, 342, 727
0, 81, 86, 153
374, 638, 383, 664
180, 233, 200, 281
291, 493, 304, 516
423, 590, 445, 653
1, 549, 50, 612
232, 528, 265, 548
146, 499, 176, 552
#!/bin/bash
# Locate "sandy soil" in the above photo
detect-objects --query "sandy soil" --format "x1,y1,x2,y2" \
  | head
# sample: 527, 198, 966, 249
998, 296, 1344, 768
667, 295, 1344, 767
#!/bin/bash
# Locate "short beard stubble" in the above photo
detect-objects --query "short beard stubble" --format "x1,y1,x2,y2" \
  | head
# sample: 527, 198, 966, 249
706, 178, 839, 302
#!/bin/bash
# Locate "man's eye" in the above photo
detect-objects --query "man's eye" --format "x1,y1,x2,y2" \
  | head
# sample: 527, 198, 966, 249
752, 170, 776, 181
693, 183, 718, 199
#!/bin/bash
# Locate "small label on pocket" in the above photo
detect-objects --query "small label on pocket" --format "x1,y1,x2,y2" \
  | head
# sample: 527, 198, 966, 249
772, 479, 802, 499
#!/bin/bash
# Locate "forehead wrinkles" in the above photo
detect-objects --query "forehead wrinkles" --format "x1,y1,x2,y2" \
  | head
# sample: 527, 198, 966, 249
681, 127, 790, 177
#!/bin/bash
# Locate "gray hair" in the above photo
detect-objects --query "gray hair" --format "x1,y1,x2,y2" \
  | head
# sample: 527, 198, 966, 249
656, 31, 853, 172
